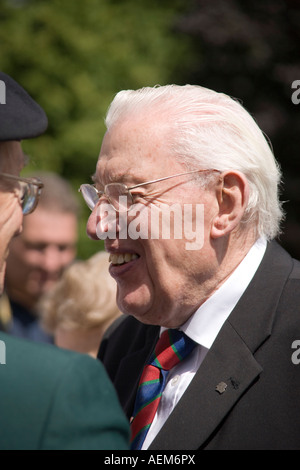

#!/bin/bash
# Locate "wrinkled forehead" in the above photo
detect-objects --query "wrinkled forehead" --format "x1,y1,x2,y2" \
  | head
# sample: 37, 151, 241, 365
94, 119, 177, 183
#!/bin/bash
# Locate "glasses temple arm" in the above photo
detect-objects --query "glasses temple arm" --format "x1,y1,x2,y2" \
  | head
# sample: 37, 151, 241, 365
128, 169, 219, 190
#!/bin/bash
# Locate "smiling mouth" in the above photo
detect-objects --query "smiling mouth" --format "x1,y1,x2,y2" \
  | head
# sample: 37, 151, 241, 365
109, 253, 139, 266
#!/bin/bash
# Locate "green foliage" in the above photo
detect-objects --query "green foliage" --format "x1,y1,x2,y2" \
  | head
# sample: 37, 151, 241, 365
5, 0, 298, 259
0, 0, 193, 258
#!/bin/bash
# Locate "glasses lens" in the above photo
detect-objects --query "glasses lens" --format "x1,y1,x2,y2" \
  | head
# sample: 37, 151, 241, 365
106, 183, 132, 212
80, 185, 100, 210
20, 182, 37, 215
19, 182, 37, 215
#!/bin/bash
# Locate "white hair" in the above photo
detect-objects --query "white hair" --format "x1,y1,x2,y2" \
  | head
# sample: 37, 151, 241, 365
105, 84, 284, 240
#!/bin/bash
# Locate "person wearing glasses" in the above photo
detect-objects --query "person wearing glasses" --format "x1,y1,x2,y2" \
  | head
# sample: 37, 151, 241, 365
83, 84, 300, 450
0, 71, 129, 450
0, 171, 79, 343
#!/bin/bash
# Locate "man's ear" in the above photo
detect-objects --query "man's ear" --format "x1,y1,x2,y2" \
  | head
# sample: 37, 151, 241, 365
211, 170, 249, 239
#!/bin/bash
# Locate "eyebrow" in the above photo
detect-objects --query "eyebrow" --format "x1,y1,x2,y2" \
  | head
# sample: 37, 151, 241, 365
91, 172, 138, 186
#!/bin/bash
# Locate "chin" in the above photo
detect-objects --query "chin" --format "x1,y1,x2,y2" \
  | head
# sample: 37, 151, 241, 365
119, 299, 164, 326
117, 290, 154, 323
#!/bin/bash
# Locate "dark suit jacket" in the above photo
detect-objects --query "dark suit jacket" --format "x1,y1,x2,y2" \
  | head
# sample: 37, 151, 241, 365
98, 241, 300, 450
0, 332, 130, 450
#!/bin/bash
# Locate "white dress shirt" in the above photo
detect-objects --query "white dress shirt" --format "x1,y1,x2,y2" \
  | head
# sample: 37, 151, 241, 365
142, 237, 267, 449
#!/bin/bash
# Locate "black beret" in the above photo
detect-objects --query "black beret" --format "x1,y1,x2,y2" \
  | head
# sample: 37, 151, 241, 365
0, 71, 48, 141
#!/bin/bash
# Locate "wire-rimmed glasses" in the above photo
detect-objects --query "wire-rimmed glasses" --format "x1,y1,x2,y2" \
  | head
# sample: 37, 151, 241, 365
79, 168, 219, 213
0, 172, 44, 215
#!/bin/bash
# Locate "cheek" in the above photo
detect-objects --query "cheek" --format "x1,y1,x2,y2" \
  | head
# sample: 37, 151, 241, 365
22, 251, 41, 267
0, 193, 22, 226
86, 211, 99, 240
6, 212, 23, 248
11, 210, 23, 235
0, 267, 5, 296
145, 238, 205, 299
60, 249, 76, 266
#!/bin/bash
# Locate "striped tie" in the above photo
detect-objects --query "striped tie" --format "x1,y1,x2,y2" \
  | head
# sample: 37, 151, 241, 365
130, 328, 196, 450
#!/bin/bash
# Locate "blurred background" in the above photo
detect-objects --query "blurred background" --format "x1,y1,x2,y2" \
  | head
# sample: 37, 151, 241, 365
1, 0, 299, 260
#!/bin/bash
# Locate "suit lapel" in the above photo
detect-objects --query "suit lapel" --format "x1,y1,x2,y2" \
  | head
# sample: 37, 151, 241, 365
150, 321, 262, 449
150, 241, 294, 449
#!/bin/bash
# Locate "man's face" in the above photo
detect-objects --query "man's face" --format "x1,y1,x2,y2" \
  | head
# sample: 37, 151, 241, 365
87, 119, 220, 328
0, 141, 25, 294
5, 208, 77, 307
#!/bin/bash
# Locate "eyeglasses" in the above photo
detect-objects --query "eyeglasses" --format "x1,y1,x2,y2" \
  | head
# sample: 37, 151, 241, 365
79, 168, 219, 213
0, 172, 44, 215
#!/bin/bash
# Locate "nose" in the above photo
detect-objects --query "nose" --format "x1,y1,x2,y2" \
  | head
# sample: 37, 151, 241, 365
86, 202, 121, 240
41, 245, 64, 273
86, 208, 99, 240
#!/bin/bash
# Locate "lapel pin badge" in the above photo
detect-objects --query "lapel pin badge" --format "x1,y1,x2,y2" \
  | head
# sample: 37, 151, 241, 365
216, 381, 227, 394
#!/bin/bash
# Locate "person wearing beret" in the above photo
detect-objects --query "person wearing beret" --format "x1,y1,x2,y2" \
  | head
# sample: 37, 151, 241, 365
0, 170, 79, 344
0, 71, 129, 450
83, 84, 300, 450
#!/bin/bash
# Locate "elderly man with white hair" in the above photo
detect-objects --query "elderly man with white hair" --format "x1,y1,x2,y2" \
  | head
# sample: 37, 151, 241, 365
81, 84, 300, 450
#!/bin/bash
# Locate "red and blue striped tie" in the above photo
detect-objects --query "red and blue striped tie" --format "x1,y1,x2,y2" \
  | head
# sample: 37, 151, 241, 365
130, 329, 196, 449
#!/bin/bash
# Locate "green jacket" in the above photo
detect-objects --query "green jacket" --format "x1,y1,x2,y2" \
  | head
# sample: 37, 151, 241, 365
0, 332, 130, 450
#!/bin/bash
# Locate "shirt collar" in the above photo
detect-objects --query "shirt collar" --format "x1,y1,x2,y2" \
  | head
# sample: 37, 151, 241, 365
180, 238, 267, 349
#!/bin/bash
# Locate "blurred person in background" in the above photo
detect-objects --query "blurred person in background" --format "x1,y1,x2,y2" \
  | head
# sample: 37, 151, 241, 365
0, 70, 129, 450
0, 171, 79, 343
40, 251, 122, 358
